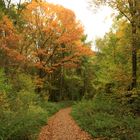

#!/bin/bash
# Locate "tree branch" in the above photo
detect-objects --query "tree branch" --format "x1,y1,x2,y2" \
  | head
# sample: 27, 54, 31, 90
117, 5, 132, 22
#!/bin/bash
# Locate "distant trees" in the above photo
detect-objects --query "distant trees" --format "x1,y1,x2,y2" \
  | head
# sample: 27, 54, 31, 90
72, 3, 140, 138
95, 21, 132, 94
90, 0, 140, 89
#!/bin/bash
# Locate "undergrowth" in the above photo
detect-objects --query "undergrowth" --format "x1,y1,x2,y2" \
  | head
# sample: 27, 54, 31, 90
71, 93, 140, 140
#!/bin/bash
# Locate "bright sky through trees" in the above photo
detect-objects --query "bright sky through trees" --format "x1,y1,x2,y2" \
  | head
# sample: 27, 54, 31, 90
47, 0, 113, 42
13, 0, 114, 44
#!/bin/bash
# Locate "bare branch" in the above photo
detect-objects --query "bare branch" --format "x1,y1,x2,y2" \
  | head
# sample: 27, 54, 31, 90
117, 5, 132, 22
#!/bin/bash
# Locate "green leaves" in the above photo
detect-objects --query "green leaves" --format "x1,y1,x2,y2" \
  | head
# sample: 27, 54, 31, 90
72, 93, 140, 139
0, 69, 12, 94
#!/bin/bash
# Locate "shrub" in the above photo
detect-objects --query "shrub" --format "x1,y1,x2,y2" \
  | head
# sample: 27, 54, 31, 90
40, 100, 74, 117
0, 70, 59, 140
71, 93, 140, 140
40, 101, 60, 117
0, 89, 48, 140
0, 105, 47, 140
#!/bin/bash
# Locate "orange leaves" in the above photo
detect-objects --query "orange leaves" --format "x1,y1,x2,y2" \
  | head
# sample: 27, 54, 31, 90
2, 46, 25, 61
79, 45, 94, 56
0, 16, 13, 32
22, 0, 83, 45
0, 15, 26, 67
34, 62, 44, 69
0, 16, 18, 44
20, 0, 93, 79
73, 40, 94, 57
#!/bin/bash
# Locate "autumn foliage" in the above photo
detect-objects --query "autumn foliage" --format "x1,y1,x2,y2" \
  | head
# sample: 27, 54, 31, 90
0, 16, 25, 69
0, 1, 93, 94
19, 1, 93, 91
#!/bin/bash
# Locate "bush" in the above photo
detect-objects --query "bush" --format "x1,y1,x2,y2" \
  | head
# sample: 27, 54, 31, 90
71, 93, 140, 140
0, 89, 48, 139
40, 101, 60, 117
0, 70, 61, 140
0, 105, 47, 140
40, 100, 74, 117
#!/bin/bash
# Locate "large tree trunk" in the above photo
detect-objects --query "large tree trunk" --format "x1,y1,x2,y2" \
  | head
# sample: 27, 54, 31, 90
128, 0, 138, 89
131, 22, 137, 88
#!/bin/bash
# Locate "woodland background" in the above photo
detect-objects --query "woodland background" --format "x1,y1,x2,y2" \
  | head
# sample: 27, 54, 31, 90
0, 0, 140, 139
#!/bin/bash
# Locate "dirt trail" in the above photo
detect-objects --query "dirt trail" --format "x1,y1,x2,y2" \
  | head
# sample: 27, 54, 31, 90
38, 107, 93, 140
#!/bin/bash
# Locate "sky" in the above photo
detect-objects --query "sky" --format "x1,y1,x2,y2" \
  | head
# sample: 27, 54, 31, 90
13, 0, 114, 48
47, 0, 114, 43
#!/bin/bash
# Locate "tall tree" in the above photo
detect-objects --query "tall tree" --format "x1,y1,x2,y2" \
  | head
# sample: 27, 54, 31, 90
95, 21, 132, 94
90, 0, 140, 89
21, 1, 93, 94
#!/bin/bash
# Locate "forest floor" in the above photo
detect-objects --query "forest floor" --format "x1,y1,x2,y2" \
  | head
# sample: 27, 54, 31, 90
38, 107, 93, 140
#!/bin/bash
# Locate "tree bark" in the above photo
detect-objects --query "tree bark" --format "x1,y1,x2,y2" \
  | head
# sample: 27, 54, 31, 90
128, 0, 138, 89
131, 22, 137, 88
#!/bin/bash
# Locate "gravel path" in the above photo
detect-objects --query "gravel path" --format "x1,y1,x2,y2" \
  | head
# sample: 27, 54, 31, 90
38, 107, 93, 140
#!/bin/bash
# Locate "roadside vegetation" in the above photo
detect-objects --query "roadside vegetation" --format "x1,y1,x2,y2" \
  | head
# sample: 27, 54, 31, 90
72, 93, 140, 140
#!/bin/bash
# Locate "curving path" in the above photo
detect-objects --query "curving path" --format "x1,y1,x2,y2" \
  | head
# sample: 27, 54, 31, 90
38, 107, 93, 140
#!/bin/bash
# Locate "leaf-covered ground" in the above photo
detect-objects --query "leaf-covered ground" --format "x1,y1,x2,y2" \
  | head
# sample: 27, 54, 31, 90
38, 108, 93, 140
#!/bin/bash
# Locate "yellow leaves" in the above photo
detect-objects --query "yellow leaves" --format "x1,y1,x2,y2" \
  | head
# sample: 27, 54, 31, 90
116, 21, 127, 38
115, 20, 131, 52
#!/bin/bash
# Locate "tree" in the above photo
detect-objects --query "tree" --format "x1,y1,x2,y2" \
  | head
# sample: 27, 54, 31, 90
21, 1, 93, 94
94, 20, 139, 98
0, 15, 25, 76
90, 0, 140, 89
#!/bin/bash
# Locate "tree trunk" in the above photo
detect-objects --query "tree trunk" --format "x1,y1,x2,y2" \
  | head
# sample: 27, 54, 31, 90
37, 68, 45, 94
60, 66, 63, 100
128, 0, 137, 89
131, 22, 137, 88
59, 44, 65, 100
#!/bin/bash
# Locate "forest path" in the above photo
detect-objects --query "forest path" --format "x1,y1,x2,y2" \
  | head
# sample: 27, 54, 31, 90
38, 107, 93, 140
